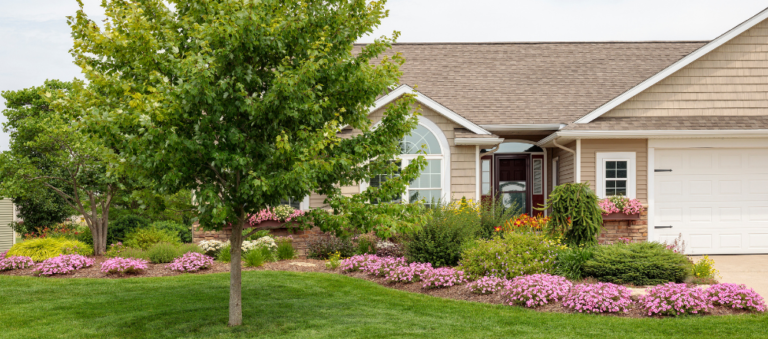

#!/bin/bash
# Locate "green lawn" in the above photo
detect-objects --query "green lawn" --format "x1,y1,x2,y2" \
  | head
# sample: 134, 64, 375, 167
0, 271, 766, 339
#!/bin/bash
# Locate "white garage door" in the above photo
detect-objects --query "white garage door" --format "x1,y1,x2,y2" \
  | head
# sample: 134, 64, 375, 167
654, 148, 768, 254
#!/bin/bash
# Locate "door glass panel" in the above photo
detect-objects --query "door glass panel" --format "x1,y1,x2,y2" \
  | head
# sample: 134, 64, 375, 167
499, 180, 526, 211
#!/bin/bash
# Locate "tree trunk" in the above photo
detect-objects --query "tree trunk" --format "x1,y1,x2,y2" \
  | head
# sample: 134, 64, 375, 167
228, 218, 244, 326
90, 218, 108, 256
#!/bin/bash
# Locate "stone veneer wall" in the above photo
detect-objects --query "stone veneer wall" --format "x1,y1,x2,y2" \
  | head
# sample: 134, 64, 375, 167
192, 223, 329, 258
597, 207, 649, 244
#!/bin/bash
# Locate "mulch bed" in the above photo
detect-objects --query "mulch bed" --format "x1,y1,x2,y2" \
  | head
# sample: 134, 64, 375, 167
0, 257, 756, 318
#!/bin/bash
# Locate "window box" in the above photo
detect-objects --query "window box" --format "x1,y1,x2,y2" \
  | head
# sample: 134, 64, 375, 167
602, 212, 641, 221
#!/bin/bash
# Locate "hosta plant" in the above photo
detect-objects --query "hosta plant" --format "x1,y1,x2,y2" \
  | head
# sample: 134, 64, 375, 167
467, 276, 512, 295
0, 256, 35, 271
34, 254, 94, 276
385, 262, 434, 283
501, 274, 573, 308
167, 252, 215, 272
100, 257, 149, 274
638, 283, 712, 316
563, 282, 633, 314
706, 283, 766, 312
421, 267, 467, 289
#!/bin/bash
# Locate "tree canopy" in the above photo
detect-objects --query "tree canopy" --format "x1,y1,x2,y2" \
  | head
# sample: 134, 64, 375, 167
69, 0, 424, 326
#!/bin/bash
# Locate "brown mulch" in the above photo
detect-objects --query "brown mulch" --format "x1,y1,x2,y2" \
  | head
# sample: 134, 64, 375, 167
0, 257, 757, 318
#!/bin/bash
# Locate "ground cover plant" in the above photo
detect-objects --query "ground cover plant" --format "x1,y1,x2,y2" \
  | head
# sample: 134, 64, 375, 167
583, 241, 692, 285
563, 282, 633, 314
639, 283, 712, 316
100, 257, 149, 275
501, 274, 573, 308
707, 283, 766, 312
167, 252, 215, 273
467, 276, 511, 295
459, 233, 561, 279
33, 254, 94, 277
0, 256, 35, 271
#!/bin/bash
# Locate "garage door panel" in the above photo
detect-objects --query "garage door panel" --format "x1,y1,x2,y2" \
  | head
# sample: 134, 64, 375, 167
654, 148, 768, 254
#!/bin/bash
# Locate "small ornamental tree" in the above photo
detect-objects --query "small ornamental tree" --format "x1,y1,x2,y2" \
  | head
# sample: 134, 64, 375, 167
69, 0, 426, 326
540, 183, 603, 246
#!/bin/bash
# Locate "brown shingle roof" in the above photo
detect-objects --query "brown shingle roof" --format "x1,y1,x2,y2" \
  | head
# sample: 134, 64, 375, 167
563, 116, 768, 130
360, 42, 706, 125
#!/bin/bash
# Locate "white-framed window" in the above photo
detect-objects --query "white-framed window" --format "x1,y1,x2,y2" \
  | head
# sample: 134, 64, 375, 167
481, 159, 491, 195
596, 152, 636, 199
361, 118, 451, 205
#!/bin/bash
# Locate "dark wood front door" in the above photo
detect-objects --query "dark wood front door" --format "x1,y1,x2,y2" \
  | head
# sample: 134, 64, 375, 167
496, 155, 530, 214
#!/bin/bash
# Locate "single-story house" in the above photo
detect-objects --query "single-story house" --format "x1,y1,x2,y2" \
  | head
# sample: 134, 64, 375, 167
302, 7, 768, 255
0, 198, 17, 252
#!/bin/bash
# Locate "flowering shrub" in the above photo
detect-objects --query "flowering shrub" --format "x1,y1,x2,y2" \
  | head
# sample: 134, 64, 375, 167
243, 236, 277, 252
361, 256, 407, 277
467, 276, 511, 295
598, 196, 643, 215
706, 283, 766, 312
100, 257, 149, 274
459, 233, 560, 279
503, 214, 550, 233
421, 267, 467, 289
339, 254, 378, 272
167, 252, 215, 272
198, 240, 226, 255
501, 274, 572, 308
34, 254, 94, 276
638, 283, 712, 316
385, 262, 434, 283
0, 256, 35, 271
563, 283, 633, 313
248, 206, 306, 225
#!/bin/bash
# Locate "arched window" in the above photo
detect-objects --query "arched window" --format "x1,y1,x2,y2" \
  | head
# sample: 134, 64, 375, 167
367, 119, 450, 205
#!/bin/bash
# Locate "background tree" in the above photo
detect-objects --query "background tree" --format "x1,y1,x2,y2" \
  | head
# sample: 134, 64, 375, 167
69, 0, 424, 326
0, 79, 128, 255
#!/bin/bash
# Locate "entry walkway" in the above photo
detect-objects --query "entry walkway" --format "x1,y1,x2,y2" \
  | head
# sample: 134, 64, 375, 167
707, 255, 768, 297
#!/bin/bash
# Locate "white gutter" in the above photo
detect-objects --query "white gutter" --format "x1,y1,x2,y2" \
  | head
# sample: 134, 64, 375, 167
480, 124, 566, 132
454, 137, 505, 146
551, 129, 768, 139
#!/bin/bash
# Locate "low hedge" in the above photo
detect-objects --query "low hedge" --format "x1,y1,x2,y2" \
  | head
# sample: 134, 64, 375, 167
582, 242, 692, 285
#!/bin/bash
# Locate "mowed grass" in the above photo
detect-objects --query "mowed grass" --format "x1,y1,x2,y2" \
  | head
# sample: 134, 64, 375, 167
1, 271, 767, 339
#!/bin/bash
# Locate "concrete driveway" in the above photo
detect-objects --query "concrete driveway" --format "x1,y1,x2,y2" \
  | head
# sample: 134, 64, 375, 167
707, 255, 768, 297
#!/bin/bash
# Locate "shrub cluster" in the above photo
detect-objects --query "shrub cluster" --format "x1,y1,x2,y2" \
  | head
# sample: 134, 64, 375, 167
307, 236, 356, 259
707, 283, 766, 312
167, 252, 215, 272
582, 242, 692, 285
108, 215, 151, 245
638, 283, 712, 316
467, 276, 511, 295
554, 245, 595, 280
404, 201, 480, 267
0, 256, 35, 271
124, 227, 181, 250
563, 282, 633, 314
150, 221, 192, 243
34, 254, 94, 276
7, 238, 93, 262
147, 243, 180, 264
375, 240, 404, 257
459, 233, 560, 279
500, 274, 572, 308
100, 257, 149, 274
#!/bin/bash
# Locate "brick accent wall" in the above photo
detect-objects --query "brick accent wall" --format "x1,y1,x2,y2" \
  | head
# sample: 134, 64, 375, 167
192, 223, 329, 258
598, 208, 648, 244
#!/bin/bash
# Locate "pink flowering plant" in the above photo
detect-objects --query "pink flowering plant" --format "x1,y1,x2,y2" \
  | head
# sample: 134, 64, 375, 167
706, 283, 766, 312
385, 262, 434, 283
638, 283, 712, 316
248, 205, 306, 225
0, 256, 35, 271
467, 276, 512, 295
339, 254, 379, 272
33, 254, 94, 277
598, 196, 643, 215
0, 250, 7, 259
501, 274, 573, 308
361, 256, 406, 277
563, 282, 633, 314
167, 252, 215, 272
421, 267, 467, 289
100, 257, 150, 275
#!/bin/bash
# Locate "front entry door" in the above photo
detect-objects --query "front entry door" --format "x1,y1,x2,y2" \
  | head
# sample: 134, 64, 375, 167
496, 155, 530, 214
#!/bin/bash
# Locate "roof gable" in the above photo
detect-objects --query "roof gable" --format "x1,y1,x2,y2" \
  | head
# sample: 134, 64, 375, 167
575, 7, 768, 124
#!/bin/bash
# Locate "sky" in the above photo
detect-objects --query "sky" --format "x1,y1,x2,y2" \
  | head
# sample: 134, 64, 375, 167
1, 0, 767, 151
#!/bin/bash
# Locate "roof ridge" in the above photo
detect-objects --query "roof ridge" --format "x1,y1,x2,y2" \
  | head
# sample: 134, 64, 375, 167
353, 41, 710, 46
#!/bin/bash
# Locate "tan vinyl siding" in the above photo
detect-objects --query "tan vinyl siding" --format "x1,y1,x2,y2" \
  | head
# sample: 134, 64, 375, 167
550, 142, 576, 185
580, 139, 648, 203
309, 193, 328, 209
605, 19, 768, 117
0, 199, 15, 252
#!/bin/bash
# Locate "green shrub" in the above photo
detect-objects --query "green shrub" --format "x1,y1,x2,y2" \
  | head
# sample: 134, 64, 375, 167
276, 239, 295, 260
108, 215, 151, 245
124, 228, 181, 250
307, 236, 355, 259
459, 233, 562, 279
147, 243, 179, 264
121, 247, 150, 260
243, 250, 265, 268
217, 245, 232, 263
151, 221, 192, 243
405, 202, 481, 267
541, 183, 603, 246
582, 242, 693, 285
177, 243, 204, 255
7, 237, 93, 262
355, 234, 377, 255
76, 226, 93, 246
554, 246, 596, 280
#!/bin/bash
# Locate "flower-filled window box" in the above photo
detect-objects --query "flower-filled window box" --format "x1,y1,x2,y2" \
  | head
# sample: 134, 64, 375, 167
598, 196, 643, 220
247, 205, 307, 229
